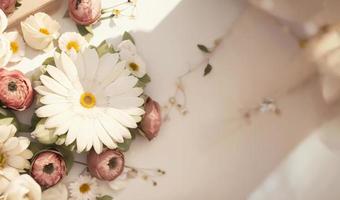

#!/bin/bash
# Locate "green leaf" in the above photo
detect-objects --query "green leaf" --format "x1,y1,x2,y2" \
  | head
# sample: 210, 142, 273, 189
96, 195, 113, 200
42, 57, 55, 66
55, 145, 74, 174
136, 74, 151, 88
28, 142, 46, 155
197, 44, 210, 53
203, 63, 212, 76
77, 24, 93, 42
117, 129, 136, 152
96, 40, 116, 57
122, 31, 135, 44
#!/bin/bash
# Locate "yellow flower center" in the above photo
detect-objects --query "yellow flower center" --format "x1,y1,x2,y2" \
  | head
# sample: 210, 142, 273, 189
39, 28, 50, 35
79, 183, 90, 194
66, 41, 80, 52
10, 42, 19, 54
129, 62, 139, 71
0, 153, 7, 169
80, 92, 96, 109
113, 9, 121, 16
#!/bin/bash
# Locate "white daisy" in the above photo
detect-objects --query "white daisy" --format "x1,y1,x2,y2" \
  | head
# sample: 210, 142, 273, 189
0, 120, 33, 173
118, 40, 137, 60
21, 12, 60, 50
125, 55, 146, 78
4, 31, 25, 63
69, 175, 98, 200
117, 40, 147, 78
35, 48, 145, 153
58, 32, 88, 59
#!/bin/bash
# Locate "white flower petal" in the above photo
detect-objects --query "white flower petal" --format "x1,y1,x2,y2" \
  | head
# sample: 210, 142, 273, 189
40, 75, 69, 96
93, 119, 117, 149
36, 103, 72, 118
108, 97, 144, 109
46, 65, 74, 90
0, 9, 8, 33
105, 76, 138, 96
107, 108, 137, 128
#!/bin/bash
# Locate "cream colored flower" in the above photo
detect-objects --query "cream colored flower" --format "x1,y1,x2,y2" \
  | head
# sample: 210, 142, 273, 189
31, 119, 58, 145
69, 175, 98, 200
0, 119, 33, 173
3, 174, 41, 200
125, 55, 146, 78
21, 12, 60, 50
117, 40, 146, 78
35, 49, 145, 153
58, 32, 88, 59
4, 32, 25, 63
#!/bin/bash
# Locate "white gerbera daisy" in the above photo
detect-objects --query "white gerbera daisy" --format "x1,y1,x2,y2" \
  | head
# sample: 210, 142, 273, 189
58, 32, 88, 59
35, 48, 145, 153
4, 31, 25, 63
0, 120, 33, 173
69, 175, 98, 200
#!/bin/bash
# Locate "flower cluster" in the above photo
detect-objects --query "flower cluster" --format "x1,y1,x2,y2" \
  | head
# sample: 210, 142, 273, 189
0, 6, 163, 200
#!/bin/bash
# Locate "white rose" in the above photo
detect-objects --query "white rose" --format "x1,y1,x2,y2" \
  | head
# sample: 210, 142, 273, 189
21, 12, 60, 51
3, 175, 41, 200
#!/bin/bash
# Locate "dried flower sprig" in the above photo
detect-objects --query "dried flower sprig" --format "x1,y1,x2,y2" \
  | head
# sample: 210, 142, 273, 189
125, 165, 166, 186
100, 0, 137, 21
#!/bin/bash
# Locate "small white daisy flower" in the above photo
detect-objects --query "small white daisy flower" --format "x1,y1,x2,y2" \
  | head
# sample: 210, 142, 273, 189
118, 40, 137, 60
69, 175, 98, 200
58, 32, 88, 59
4, 31, 25, 63
21, 12, 60, 50
126, 55, 146, 78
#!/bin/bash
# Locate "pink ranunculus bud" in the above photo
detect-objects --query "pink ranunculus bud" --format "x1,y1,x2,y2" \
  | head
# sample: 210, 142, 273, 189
68, 0, 101, 26
0, 0, 16, 15
87, 149, 125, 181
140, 97, 162, 141
0, 69, 33, 111
30, 150, 67, 189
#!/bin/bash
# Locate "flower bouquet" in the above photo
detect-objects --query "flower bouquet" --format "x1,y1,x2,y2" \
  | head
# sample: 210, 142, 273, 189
0, 1, 164, 199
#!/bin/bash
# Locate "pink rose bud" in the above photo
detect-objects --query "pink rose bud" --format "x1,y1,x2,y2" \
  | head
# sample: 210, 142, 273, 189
87, 149, 124, 181
68, 0, 101, 25
30, 150, 67, 189
0, 69, 33, 111
140, 97, 162, 141
0, 0, 16, 15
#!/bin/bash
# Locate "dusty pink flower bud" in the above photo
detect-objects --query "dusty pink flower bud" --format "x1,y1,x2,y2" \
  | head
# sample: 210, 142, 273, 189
30, 150, 67, 189
0, 0, 16, 15
68, 0, 101, 25
87, 149, 124, 181
140, 97, 162, 141
0, 69, 33, 111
